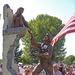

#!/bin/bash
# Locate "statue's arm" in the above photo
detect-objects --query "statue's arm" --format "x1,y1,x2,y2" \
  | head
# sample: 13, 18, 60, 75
28, 30, 40, 48
32, 45, 53, 60
33, 52, 51, 59
13, 15, 15, 24
22, 16, 31, 29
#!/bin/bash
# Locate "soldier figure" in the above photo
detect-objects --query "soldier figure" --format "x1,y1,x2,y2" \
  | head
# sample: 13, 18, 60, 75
28, 30, 54, 75
13, 7, 31, 29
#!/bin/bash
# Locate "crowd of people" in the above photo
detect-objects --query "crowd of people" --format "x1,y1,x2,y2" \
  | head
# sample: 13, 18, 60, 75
18, 62, 75, 75
18, 62, 43, 75
0, 62, 75, 75
0, 64, 2, 75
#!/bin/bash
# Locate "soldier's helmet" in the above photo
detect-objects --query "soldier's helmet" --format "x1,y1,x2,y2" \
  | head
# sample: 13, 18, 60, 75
46, 33, 53, 43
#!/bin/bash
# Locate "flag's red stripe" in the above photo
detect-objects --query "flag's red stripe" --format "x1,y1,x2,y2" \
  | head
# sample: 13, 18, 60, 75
67, 24, 75, 28
59, 16, 75, 32
51, 27, 75, 45
62, 29, 75, 36
53, 26, 75, 40
51, 15, 75, 46
54, 15, 75, 37
68, 18, 75, 24
51, 29, 75, 45
66, 15, 75, 25
59, 18, 75, 33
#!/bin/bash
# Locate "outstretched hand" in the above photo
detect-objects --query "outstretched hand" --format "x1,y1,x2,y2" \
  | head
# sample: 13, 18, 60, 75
32, 52, 40, 56
33, 52, 51, 59
28, 29, 32, 35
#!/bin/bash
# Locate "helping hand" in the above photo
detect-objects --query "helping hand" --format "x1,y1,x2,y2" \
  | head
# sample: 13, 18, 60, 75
32, 52, 40, 56
28, 29, 32, 35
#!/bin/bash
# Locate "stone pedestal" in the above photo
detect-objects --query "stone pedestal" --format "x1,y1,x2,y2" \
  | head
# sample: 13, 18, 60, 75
3, 4, 27, 75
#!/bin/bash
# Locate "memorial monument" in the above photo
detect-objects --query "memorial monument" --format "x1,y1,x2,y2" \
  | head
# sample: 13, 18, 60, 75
3, 4, 54, 75
3, 4, 29, 75
28, 30, 54, 75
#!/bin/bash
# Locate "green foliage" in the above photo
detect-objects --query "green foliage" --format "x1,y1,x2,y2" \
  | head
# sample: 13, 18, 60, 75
21, 47, 33, 65
63, 55, 75, 66
0, 14, 1, 19
73, 61, 75, 64
14, 44, 23, 64
0, 59, 2, 64
22, 14, 66, 63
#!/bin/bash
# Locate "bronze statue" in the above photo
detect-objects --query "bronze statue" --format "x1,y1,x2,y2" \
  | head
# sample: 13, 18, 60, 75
28, 30, 54, 75
13, 7, 31, 29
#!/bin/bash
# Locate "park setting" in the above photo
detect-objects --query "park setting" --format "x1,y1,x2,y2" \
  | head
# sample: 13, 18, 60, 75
0, 0, 75, 75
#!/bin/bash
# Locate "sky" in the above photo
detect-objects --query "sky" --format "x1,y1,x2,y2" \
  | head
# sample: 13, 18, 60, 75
0, 0, 75, 59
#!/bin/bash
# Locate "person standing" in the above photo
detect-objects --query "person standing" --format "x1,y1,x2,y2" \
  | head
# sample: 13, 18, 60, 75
18, 62, 24, 75
53, 64, 62, 75
28, 30, 54, 75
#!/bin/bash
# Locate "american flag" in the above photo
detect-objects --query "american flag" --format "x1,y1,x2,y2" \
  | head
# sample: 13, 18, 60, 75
51, 15, 75, 46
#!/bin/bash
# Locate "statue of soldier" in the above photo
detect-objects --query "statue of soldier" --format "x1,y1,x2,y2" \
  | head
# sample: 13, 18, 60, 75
28, 30, 54, 75
13, 7, 31, 29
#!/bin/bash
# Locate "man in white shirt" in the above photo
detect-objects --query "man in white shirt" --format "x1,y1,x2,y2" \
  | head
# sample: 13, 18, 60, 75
18, 62, 24, 75
53, 64, 62, 75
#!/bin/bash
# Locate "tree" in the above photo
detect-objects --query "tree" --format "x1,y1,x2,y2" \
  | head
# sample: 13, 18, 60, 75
63, 55, 75, 66
73, 61, 75, 64
0, 14, 1, 19
21, 47, 33, 64
0, 59, 2, 64
14, 44, 23, 64
22, 14, 66, 63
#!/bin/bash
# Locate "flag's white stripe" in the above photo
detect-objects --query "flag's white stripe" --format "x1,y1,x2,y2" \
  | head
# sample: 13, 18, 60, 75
53, 27, 75, 40
52, 27, 75, 46
58, 25, 75, 36
66, 16, 75, 25
53, 22, 75, 39
57, 21, 75, 35
64, 21, 75, 29
58, 17, 75, 33
53, 26, 75, 40
51, 15, 75, 46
